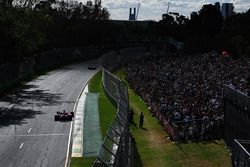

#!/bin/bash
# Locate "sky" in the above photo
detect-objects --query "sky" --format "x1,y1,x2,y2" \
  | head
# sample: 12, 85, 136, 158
80, 0, 250, 20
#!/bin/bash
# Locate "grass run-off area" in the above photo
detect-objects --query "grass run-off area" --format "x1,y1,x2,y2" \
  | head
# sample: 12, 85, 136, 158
70, 71, 116, 167
114, 68, 232, 167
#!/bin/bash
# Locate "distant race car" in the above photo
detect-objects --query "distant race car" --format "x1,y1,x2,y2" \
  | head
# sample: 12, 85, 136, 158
54, 111, 74, 121
88, 66, 97, 70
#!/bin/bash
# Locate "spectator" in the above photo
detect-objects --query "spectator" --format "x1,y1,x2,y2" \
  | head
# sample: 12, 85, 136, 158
139, 112, 144, 128
125, 53, 250, 141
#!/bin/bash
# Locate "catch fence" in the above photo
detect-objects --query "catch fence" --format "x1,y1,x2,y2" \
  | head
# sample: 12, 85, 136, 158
224, 85, 250, 166
232, 139, 250, 167
92, 47, 146, 167
224, 85, 250, 146
92, 68, 131, 167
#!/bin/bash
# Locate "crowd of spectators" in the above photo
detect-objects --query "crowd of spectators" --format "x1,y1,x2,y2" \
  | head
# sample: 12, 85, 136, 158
125, 53, 250, 142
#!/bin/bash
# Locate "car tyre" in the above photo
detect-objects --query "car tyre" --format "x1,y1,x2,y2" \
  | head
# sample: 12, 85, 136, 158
54, 115, 58, 121
71, 112, 74, 118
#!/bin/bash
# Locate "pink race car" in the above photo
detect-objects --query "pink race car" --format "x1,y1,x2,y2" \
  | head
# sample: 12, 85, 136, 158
54, 110, 74, 121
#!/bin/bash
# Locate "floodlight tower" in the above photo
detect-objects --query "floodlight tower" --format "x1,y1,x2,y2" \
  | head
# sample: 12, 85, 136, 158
129, 0, 141, 21
136, 2, 140, 20
167, 2, 170, 14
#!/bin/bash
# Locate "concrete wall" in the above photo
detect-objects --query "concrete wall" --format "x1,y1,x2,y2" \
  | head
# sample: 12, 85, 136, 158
0, 46, 102, 86
0, 41, 179, 88
0, 63, 20, 83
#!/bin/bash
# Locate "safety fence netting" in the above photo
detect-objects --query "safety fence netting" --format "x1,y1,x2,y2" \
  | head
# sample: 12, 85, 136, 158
224, 85, 250, 166
92, 68, 131, 167
93, 47, 146, 167
231, 139, 250, 167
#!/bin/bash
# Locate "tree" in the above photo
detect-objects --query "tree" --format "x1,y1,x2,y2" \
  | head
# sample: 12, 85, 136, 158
198, 4, 223, 35
161, 14, 175, 25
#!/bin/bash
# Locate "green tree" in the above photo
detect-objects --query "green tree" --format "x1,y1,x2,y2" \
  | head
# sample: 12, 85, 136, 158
198, 4, 223, 35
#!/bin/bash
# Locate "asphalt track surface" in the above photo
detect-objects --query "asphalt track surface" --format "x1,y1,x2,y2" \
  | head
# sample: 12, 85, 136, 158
0, 60, 99, 167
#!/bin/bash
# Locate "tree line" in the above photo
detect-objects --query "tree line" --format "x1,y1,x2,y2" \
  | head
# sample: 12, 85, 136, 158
1, 1, 250, 64
0, 0, 111, 64
153, 3, 250, 57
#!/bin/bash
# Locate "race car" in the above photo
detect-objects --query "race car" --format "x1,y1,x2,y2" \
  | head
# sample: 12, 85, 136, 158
54, 110, 74, 121
88, 66, 97, 70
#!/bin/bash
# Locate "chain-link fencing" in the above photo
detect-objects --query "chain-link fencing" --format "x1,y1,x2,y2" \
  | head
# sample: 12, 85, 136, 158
93, 68, 131, 167
224, 85, 250, 147
224, 85, 250, 166
232, 139, 250, 167
93, 47, 147, 167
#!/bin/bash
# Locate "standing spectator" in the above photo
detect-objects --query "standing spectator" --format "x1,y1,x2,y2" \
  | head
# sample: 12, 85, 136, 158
139, 112, 144, 128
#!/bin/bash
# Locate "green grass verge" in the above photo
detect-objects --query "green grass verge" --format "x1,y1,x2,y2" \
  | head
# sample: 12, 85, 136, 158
114, 68, 231, 167
88, 71, 117, 137
70, 157, 96, 167
70, 70, 117, 167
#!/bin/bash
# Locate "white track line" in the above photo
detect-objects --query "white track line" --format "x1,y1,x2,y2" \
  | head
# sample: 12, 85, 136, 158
65, 90, 83, 167
65, 122, 73, 167
8, 104, 14, 109
0, 134, 67, 137
19, 143, 24, 149
28, 128, 32, 133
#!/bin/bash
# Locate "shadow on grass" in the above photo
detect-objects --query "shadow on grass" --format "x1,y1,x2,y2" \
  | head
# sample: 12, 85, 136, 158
174, 142, 189, 156
133, 139, 144, 167
130, 121, 137, 127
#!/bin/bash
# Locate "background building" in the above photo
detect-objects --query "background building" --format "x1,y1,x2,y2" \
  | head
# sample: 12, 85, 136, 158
222, 3, 234, 19
129, 8, 136, 21
215, 2, 221, 12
